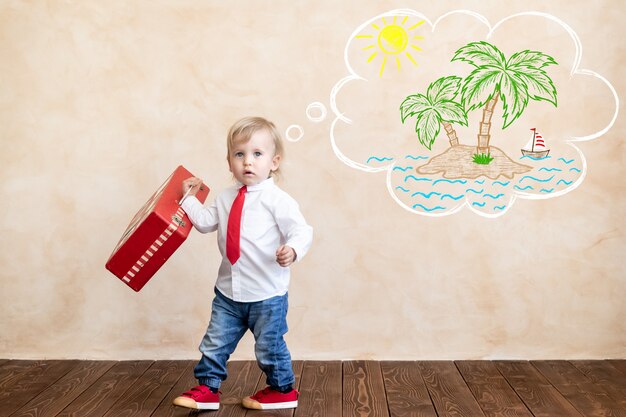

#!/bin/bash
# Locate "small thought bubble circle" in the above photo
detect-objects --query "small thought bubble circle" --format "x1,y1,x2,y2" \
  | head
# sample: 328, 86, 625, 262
306, 102, 327, 122
285, 124, 304, 142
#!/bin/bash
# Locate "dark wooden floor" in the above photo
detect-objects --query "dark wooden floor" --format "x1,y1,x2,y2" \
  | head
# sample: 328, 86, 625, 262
0, 359, 625, 417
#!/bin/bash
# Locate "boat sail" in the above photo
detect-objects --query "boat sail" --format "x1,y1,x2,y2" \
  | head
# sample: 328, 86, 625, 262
521, 128, 550, 158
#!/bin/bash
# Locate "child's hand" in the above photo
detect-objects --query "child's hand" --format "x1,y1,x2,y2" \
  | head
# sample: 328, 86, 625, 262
276, 245, 296, 267
182, 177, 203, 198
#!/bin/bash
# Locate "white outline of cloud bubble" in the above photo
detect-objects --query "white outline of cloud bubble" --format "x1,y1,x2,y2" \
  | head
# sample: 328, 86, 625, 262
306, 102, 327, 122
286, 124, 304, 142
329, 9, 619, 218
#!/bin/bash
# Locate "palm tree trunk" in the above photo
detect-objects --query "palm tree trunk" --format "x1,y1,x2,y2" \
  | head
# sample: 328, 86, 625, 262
442, 122, 459, 147
477, 92, 499, 154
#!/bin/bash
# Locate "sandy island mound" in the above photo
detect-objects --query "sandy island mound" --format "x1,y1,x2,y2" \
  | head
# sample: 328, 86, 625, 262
417, 145, 532, 180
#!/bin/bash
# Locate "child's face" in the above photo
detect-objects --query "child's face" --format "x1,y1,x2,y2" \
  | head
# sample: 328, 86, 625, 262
228, 128, 281, 186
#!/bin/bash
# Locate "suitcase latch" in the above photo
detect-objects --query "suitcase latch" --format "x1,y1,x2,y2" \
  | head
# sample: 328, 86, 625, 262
171, 214, 186, 227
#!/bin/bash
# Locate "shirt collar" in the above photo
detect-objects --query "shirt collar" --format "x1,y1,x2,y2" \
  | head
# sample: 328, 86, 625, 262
236, 177, 275, 192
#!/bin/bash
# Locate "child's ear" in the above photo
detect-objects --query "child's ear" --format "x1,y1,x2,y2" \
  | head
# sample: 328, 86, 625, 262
271, 154, 282, 171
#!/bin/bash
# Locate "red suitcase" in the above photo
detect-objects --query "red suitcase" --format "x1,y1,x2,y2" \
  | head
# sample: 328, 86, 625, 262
106, 165, 209, 291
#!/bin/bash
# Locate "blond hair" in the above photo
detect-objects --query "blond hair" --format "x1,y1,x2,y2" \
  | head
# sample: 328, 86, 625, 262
226, 116, 284, 178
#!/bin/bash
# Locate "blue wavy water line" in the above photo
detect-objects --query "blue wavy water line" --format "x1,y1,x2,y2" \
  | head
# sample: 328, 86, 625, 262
484, 193, 505, 200
474, 179, 485, 184
366, 156, 393, 163
472, 202, 486, 207
467, 188, 484, 194
433, 179, 467, 186
569, 167, 582, 173
412, 203, 446, 212
440, 194, 464, 201
492, 181, 510, 187
405, 175, 432, 183
411, 191, 442, 198
392, 166, 414, 172
521, 155, 551, 161
539, 167, 562, 172
405, 155, 429, 160
558, 157, 575, 164
494, 205, 506, 211
540, 188, 554, 193
520, 175, 555, 183
395, 186, 410, 193
556, 179, 574, 186
514, 185, 534, 191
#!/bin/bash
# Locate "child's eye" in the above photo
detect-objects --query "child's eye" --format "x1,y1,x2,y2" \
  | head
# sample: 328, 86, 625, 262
234, 152, 244, 158
254, 151, 262, 157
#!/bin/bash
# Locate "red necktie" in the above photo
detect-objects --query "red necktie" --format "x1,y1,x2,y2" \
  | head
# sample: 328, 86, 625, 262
226, 185, 247, 264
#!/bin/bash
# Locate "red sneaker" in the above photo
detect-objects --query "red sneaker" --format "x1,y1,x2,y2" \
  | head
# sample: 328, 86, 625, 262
242, 387, 299, 410
172, 385, 220, 410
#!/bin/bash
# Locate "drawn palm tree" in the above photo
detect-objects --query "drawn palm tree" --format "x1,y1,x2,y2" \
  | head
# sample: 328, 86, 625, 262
400, 76, 468, 150
452, 41, 558, 153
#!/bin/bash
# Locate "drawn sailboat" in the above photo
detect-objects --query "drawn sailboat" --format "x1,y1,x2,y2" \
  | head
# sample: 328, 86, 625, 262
521, 128, 550, 158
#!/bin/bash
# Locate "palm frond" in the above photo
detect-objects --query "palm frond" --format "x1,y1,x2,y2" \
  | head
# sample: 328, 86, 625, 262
427, 76, 462, 104
400, 94, 431, 123
507, 50, 558, 69
513, 65, 558, 106
500, 71, 529, 129
415, 109, 441, 150
436, 101, 468, 126
452, 41, 506, 69
461, 67, 501, 112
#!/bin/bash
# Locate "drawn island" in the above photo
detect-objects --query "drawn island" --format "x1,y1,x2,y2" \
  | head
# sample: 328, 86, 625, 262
400, 41, 558, 180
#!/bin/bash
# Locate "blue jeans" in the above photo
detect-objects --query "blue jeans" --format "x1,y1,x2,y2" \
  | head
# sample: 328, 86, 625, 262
194, 288, 295, 391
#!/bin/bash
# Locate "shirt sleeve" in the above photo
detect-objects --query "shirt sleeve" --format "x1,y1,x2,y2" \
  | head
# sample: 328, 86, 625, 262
181, 195, 219, 233
273, 194, 313, 261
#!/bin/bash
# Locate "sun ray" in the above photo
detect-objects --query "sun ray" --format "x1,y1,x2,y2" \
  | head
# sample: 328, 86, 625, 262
380, 55, 387, 77
362, 45, 375, 50
413, 35, 424, 40
402, 16, 409, 25
356, 34, 374, 39
408, 20, 425, 30
367, 51, 378, 63
396, 56, 401, 71
406, 52, 418, 66
371, 23, 380, 30
411, 45, 423, 52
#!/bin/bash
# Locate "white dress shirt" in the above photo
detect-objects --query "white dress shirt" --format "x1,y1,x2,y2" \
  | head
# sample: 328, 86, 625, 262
181, 177, 313, 302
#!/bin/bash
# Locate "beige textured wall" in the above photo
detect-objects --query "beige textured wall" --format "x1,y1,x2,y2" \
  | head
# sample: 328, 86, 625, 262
0, 0, 624, 360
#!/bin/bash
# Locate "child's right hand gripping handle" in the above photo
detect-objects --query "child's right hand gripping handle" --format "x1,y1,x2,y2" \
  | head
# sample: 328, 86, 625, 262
180, 177, 204, 206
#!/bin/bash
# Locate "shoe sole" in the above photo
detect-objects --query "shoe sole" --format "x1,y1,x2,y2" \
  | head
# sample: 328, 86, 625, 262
242, 397, 298, 410
173, 396, 219, 410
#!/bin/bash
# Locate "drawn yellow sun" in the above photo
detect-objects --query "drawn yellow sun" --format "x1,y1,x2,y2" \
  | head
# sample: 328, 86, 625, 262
357, 16, 425, 77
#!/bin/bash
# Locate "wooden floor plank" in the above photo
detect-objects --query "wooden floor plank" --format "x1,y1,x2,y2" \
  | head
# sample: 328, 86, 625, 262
456, 360, 533, 417
571, 360, 626, 408
294, 361, 342, 417
245, 360, 304, 417
607, 360, 626, 377
532, 360, 626, 417
10, 361, 116, 417
142, 360, 196, 417
0, 360, 41, 390
217, 360, 264, 417
343, 360, 390, 417
495, 361, 583, 417
100, 360, 188, 417
57, 360, 154, 417
417, 361, 485, 417
380, 361, 437, 417
0, 360, 78, 416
